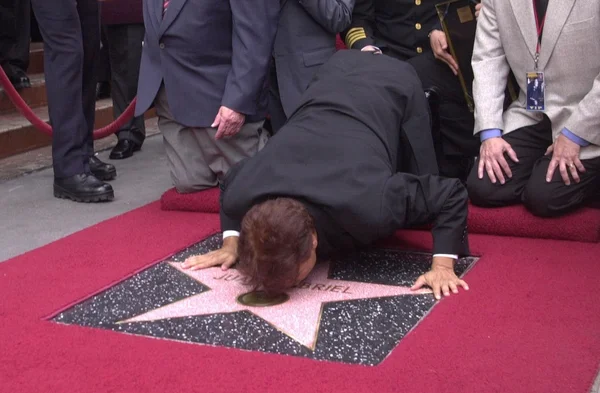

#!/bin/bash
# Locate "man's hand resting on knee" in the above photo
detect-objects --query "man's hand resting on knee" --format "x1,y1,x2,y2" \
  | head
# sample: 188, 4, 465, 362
545, 134, 586, 185
478, 137, 519, 184
411, 256, 469, 300
182, 237, 239, 271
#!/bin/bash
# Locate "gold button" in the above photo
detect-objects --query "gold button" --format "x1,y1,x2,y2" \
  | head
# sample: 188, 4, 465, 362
415, 0, 421, 5
415, 23, 422, 30
416, 47, 423, 53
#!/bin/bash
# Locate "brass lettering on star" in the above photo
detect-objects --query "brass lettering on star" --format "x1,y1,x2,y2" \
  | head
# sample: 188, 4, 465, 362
213, 274, 352, 294
213, 272, 252, 284
294, 281, 352, 294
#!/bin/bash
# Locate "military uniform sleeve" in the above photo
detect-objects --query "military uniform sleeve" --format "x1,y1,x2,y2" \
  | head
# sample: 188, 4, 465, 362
221, 1, 279, 115
298, 0, 355, 33
382, 174, 470, 256
340, 0, 376, 49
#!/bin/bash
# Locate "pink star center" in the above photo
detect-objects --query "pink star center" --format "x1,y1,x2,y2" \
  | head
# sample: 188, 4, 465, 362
120, 262, 431, 349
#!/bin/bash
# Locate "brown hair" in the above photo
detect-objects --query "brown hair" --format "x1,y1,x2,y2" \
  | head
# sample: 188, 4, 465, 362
237, 198, 315, 295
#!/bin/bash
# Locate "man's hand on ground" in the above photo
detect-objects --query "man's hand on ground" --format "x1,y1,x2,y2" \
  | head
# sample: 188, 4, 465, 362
212, 106, 245, 139
429, 30, 459, 76
182, 237, 239, 271
545, 134, 586, 185
411, 257, 469, 300
478, 137, 519, 184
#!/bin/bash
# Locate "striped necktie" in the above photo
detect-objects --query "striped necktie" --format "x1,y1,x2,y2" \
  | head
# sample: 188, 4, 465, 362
535, 0, 549, 22
163, 0, 170, 17
534, 0, 548, 39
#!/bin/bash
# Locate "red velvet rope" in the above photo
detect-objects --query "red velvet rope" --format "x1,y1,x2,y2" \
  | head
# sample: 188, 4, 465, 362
0, 66, 136, 140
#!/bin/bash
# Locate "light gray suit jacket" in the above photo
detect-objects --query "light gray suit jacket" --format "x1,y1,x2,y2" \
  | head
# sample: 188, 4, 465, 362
472, 0, 600, 160
273, 0, 354, 117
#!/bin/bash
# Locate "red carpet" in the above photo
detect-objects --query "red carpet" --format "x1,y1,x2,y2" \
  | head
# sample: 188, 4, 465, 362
160, 186, 220, 213
160, 187, 600, 243
1, 201, 599, 393
467, 203, 600, 242
336, 35, 347, 50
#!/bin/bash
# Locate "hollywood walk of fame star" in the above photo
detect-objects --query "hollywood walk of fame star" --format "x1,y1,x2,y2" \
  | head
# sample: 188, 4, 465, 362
119, 262, 432, 349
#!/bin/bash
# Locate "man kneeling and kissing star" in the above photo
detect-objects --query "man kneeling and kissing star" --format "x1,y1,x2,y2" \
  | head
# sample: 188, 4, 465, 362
182, 50, 471, 301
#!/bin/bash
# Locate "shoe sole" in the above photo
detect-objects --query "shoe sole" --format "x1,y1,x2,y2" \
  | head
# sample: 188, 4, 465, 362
53, 186, 114, 203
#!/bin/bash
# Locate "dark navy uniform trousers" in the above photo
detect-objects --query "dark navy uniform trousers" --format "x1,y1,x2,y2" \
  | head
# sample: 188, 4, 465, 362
31, 0, 99, 178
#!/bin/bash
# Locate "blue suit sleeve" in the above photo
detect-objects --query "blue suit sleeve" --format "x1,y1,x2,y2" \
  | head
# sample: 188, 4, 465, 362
221, 2, 280, 115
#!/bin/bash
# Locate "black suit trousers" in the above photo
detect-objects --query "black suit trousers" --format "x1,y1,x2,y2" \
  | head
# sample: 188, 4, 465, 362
96, 28, 110, 83
1, 0, 29, 74
104, 23, 146, 145
466, 117, 600, 217
31, 0, 99, 178
406, 51, 479, 158
0, 0, 16, 64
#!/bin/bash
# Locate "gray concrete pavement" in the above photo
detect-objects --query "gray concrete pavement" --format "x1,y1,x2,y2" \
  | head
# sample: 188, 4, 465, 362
0, 134, 172, 262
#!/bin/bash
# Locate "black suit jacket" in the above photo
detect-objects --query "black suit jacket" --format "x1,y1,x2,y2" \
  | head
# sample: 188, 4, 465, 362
221, 50, 469, 257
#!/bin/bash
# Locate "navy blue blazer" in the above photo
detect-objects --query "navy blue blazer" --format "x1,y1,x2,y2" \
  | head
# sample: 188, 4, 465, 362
135, 0, 279, 127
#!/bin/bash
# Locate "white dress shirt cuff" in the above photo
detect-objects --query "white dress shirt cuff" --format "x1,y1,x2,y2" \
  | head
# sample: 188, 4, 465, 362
223, 230, 240, 239
433, 253, 458, 259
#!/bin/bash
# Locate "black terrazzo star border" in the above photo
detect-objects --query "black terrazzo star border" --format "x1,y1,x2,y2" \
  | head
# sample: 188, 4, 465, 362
52, 234, 478, 366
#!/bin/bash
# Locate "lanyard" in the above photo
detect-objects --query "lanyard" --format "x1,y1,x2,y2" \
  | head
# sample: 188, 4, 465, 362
532, 0, 546, 70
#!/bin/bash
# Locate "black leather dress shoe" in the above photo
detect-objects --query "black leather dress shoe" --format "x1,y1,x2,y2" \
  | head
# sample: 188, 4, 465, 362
109, 139, 141, 160
54, 173, 114, 203
89, 155, 117, 181
8, 70, 31, 90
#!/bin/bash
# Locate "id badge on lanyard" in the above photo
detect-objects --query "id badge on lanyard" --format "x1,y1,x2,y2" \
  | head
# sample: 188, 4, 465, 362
526, 0, 546, 112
